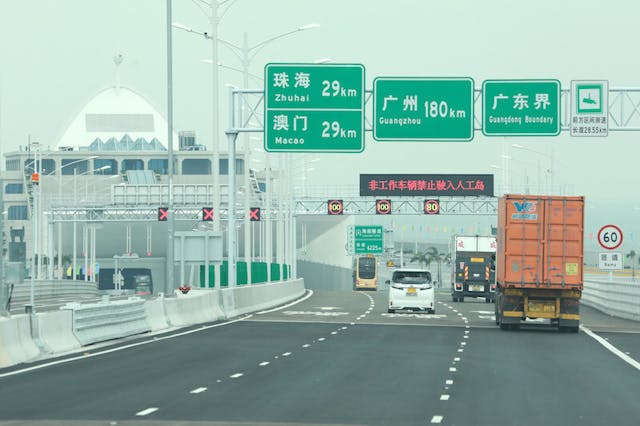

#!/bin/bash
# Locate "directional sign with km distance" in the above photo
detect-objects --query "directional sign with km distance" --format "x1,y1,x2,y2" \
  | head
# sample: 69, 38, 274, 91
373, 77, 474, 141
265, 63, 365, 153
352, 225, 384, 254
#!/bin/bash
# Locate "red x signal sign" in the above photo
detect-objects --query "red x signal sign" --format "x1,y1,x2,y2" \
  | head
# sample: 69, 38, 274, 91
249, 207, 261, 221
202, 207, 214, 221
157, 207, 168, 221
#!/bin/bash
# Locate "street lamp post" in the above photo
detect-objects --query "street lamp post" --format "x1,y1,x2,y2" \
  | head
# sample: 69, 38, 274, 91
173, 20, 319, 286
512, 144, 554, 194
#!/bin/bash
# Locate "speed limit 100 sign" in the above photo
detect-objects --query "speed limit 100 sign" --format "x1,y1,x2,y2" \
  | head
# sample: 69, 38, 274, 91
597, 225, 623, 250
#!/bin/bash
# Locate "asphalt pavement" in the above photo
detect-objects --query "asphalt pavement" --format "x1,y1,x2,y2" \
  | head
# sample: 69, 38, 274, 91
0, 285, 638, 426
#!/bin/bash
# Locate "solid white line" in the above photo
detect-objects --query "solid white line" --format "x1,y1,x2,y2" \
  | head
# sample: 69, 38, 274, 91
0, 314, 253, 379
440, 394, 450, 401
580, 325, 640, 371
431, 415, 444, 423
230, 373, 243, 378
259, 361, 270, 366
136, 407, 158, 416
256, 290, 314, 314
190, 387, 207, 394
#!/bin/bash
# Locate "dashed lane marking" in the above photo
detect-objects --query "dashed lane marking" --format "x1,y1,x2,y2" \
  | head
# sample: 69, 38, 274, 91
230, 373, 243, 378
136, 408, 158, 416
431, 415, 444, 423
446, 379, 453, 385
259, 362, 270, 366
282, 352, 292, 357
440, 394, 450, 401
190, 387, 207, 394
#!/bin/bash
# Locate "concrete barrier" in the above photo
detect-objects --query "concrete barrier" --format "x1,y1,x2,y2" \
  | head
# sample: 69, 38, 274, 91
33, 310, 81, 354
222, 279, 305, 318
163, 289, 224, 327
0, 316, 40, 369
582, 280, 640, 322
0, 278, 306, 368
61, 297, 151, 345
144, 297, 169, 331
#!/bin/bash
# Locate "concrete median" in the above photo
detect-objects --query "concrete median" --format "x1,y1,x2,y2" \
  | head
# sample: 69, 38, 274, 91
33, 310, 81, 354
0, 315, 40, 369
222, 279, 305, 318
163, 289, 224, 327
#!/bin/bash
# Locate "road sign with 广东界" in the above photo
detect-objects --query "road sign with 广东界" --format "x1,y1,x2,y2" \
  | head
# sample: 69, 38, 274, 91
483, 79, 560, 136
264, 63, 365, 152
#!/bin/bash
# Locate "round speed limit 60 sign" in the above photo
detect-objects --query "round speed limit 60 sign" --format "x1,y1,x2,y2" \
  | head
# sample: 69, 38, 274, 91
597, 224, 623, 250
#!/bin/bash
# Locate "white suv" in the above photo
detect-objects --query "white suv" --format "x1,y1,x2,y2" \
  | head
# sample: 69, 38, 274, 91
387, 268, 435, 314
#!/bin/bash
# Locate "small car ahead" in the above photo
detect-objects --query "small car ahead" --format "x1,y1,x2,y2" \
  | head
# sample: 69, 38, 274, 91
386, 268, 435, 314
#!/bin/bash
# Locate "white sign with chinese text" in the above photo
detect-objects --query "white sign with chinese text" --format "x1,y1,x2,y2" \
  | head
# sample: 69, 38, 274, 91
598, 251, 622, 270
570, 80, 608, 137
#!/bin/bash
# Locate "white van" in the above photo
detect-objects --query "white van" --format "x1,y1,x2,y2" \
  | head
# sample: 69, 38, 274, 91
386, 268, 435, 314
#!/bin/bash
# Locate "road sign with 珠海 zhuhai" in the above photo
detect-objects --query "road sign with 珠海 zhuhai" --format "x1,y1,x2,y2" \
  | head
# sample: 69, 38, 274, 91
483, 79, 560, 136
264, 63, 365, 153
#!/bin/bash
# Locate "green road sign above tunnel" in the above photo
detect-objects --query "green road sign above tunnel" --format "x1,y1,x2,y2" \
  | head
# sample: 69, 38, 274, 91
264, 63, 365, 153
373, 77, 474, 141
482, 79, 561, 136
351, 225, 384, 254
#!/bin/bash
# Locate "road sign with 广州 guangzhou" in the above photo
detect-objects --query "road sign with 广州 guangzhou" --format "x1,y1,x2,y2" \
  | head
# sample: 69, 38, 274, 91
373, 77, 474, 141
483, 79, 561, 136
264, 63, 365, 152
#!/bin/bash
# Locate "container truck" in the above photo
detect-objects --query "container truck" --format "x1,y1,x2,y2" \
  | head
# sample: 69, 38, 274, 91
495, 195, 584, 332
450, 235, 496, 303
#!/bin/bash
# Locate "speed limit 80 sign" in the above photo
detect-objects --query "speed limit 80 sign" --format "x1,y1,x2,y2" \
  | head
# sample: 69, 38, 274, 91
597, 224, 623, 250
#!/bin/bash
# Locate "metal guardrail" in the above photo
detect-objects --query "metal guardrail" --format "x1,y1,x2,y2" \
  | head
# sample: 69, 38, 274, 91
10, 280, 98, 300
582, 280, 640, 322
61, 296, 150, 345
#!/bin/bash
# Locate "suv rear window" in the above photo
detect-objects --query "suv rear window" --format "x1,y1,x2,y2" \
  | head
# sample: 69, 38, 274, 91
392, 271, 431, 284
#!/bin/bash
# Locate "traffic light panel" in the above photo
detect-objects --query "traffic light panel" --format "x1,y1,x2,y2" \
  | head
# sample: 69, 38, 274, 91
158, 207, 168, 221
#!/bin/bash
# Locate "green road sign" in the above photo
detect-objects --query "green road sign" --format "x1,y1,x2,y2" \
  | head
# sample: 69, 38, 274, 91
483, 79, 560, 136
264, 63, 365, 152
353, 225, 383, 254
373, 77, 474, 141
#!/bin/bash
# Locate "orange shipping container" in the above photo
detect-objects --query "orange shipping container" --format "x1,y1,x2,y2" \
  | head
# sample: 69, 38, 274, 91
497, 195, 584, 291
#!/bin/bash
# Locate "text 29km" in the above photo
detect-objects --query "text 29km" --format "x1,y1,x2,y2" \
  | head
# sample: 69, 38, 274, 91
425, 100, 466, 119
321, 121, 357, 138
321, 80, 357, 97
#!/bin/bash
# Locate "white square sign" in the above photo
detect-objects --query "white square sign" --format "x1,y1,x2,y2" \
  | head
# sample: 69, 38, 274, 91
571, 80, 608, 137
598, 251, 622, 270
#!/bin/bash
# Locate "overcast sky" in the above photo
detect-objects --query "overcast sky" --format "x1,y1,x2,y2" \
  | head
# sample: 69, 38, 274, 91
1, 0, 640, 251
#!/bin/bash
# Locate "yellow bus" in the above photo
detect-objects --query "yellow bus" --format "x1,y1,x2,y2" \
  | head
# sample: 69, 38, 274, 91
353, 255, 378, 290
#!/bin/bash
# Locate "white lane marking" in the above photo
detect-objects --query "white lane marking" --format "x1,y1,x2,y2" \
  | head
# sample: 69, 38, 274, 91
461, 317, 468, 321
464, 330, 470, 334
318, 337, 326, 341
190, 387, 207, 394
282, 352, 292, 357
461, 342, 467, 346
446, 379, 453, 385
581, 325, 640, 371
350, 322, 356, 325
466, 325, 470, 329
259, 361, 270, 366
454, 357, 461, 362
256, 290, 314, 314
449, 367, 457, 372
230, 373, 243, 378
431, 415, 444, 423
331, 331, 338, 335
440, 394, 450, 401
463, 335, 469, 339
302, 344, 310, 348
216, 379, 222, 383
457, 313, 463, 316
341, 326, 348, 330
0, 314, 254, 379
136, 408, 158, 416
458, 349, 464, 353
